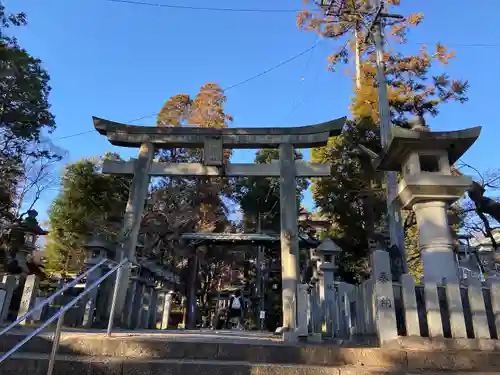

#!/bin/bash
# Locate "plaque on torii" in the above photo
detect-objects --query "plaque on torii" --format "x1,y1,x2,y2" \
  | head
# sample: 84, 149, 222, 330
92, 115, 346, 337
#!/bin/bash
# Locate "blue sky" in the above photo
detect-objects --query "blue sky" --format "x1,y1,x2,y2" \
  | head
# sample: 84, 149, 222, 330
6, 0, 499, 222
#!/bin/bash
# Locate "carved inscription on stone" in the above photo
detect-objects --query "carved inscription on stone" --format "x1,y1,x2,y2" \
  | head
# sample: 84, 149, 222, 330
377, 296, 392, 309
204, 137, 223, 166
378, 271, 390, 284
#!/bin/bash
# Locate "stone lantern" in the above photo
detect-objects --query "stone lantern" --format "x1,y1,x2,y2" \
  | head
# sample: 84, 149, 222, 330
377, 126, 481, 284
84, 237, 116, 267
315, 238, 342, 270
7, 210, 48, 325
8, 209, 47, 274
82, 236, 116, 327
313, 238, 342, 336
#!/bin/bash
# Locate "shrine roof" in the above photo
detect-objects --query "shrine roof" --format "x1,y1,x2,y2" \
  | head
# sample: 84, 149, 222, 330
92, 116, 346, 149
180, 232, 315, 248
377, 126, 482, 171
181, 232, 279, 244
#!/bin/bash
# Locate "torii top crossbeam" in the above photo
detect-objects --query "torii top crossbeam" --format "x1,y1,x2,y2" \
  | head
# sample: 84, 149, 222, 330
93, 116, 346, 149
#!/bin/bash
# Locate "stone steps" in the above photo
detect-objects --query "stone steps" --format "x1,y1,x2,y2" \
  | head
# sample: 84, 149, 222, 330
3, 333, 500, 374
0, 354, 395, 375
3, 353, 500, 375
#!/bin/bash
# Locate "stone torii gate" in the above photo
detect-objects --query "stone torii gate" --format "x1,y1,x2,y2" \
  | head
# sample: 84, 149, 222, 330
93, 115, 345, 333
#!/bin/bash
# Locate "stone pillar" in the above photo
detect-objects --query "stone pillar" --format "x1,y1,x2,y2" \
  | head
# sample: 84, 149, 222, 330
488, 279, 500, 339
401, 274, 420, 337
297, 284, 308, 337
161, 291, 174, 329
17, 274, 40, 325
148, 288, 158, 329
131, 283, 146, 329
318, 264, 336, 336
187, 255, 198, 330
123, 278, 138, 328
181, 295, 188, 328
444, 280, 467, 338
468, 277, 490, 339
279, 143, 299, 331
424, 282, 443, 338
414, 201, 466, 338
114, 142, 155, 320
311, 283, 322, 333
15, 251, 30, 274
0, 275, 17, 324
371, 250, 398, 345
338, 282, 354, 338
413, 201, 459, 284
140, 288, 151, 329
363, 279, 375, 334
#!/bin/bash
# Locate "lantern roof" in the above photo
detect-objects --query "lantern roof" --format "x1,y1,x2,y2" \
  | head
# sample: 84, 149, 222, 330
316, 238, 342, 253
84, 236, 116, 253
377, 126, 481, 171
9, 209, 48, 235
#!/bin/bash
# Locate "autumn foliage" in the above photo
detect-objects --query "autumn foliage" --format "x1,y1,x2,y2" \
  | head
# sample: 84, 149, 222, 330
300, 0, 470, 280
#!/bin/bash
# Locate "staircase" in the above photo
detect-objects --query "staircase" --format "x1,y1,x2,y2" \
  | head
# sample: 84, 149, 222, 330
3, 331, 500, 374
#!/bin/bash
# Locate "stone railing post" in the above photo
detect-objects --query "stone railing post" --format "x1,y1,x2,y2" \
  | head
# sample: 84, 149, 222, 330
123, 276, 138, 328
467, 277, 490, 339
487, 279, 500, 339
296, 284, 309, 337
140, 287, 151, 329
401, 274, 420, 336
17, 274, 40, 325
0, 275, 17, 324
161, 291, 174, 329
131, 281, 146, 329
371, 250, 398, 345
148, 287, 158, 329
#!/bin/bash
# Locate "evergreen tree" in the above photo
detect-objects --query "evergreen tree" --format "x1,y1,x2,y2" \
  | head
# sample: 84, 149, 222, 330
45, 154, 130, 272
0, 3, 58, 220
235, 149, 309, 233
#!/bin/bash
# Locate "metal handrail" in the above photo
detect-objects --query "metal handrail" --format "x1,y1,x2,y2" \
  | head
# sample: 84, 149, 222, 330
0, 257, 109, 336
0, 258, 128, 375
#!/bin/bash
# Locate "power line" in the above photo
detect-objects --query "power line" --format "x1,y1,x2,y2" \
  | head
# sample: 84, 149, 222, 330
107, 0, 300, 13
50, 113, 159, 141
116, 41, 321, 122
55, 131, 94, 140
223, 40, 320, 92
50, 41, 321, 142
413, 42, 499, 48
283, 37, 321, 121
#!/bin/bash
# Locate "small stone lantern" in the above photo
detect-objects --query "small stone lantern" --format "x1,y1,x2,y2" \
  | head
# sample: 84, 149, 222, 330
84, 237, 116, 266
82, 236, 116, 327
377, 126, 481, 284
315, 238, 342, 273
314, 238, 342, 336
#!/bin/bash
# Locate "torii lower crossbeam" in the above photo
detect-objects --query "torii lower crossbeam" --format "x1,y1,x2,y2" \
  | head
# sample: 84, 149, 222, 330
102, 159, 330, 177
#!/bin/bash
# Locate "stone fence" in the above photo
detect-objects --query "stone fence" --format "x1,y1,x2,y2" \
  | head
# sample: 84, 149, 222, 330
0, 268, 180, 330
308, 249, 500, 345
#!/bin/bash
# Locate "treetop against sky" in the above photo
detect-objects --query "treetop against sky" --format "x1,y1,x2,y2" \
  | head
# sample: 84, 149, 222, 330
6, 0, 498, 219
